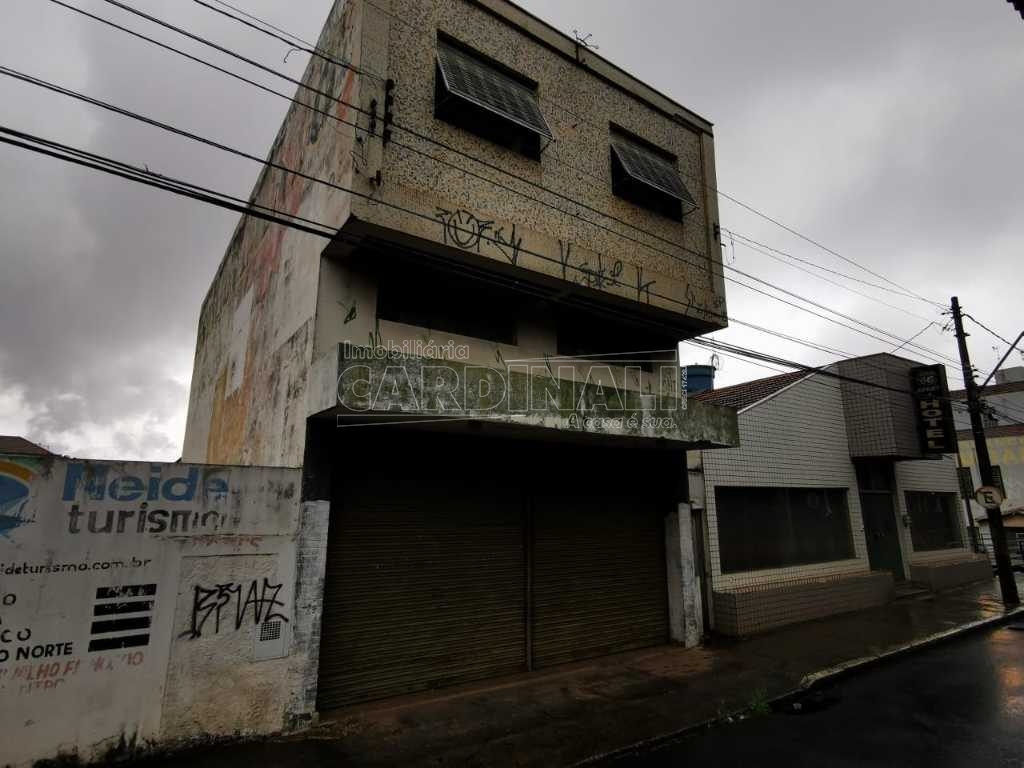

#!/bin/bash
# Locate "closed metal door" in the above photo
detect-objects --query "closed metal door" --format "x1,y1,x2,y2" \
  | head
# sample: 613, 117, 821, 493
860, 492, 905, 582
531, 449, 670, 668
316, 435, 526, 710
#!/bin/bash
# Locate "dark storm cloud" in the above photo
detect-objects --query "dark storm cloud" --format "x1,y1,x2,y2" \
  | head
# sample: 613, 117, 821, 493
1, 0, 1021, 458
523, 0, 1023, 378
0, 0, 331, 458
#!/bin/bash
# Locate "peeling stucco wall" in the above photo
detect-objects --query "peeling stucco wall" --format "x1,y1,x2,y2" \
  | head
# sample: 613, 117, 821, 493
182, 0, 363, 467
0, 454, 327, 767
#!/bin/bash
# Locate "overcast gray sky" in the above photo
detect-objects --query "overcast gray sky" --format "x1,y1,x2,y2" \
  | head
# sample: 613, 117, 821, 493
1, 0, 1021, 460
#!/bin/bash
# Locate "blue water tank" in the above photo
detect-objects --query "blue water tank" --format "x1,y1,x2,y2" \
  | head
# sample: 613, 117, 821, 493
685, 365, 716, 394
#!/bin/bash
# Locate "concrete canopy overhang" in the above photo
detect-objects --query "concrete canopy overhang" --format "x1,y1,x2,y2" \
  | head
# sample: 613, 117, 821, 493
307, 342, 739, 451
325, 218, 727, 339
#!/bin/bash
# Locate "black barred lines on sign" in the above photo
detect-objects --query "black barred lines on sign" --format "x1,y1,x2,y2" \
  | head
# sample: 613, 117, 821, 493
89, 584, 156, 652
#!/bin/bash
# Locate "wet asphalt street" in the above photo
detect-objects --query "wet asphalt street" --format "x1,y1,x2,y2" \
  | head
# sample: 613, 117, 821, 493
602, 625, 1024, 768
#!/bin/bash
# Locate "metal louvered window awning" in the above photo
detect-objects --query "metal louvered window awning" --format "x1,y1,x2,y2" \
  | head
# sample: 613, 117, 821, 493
610, 135, 696, 209
436, 41, 553, 140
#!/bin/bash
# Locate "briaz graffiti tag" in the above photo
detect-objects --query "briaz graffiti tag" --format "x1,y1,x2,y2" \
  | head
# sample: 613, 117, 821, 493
183, 579, 289, 640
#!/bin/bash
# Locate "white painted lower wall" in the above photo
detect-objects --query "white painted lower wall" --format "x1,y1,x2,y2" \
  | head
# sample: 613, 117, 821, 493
0, 454, 327, 767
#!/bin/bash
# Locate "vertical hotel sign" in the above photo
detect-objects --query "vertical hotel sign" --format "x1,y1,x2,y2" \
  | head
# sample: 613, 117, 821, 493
909, 365, 957, 456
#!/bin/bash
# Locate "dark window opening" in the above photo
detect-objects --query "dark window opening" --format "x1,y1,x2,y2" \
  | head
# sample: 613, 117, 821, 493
855, 460, 895, 492
434, 37, 552, 160
715, 487, 855, 573
376, 261, 519, 345
556, 310, 676, 373
906, 491, 962, 551
610, 128, 696, 221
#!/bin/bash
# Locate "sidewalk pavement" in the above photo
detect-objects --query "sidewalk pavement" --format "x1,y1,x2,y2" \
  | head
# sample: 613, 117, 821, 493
138, 576, 1023, 768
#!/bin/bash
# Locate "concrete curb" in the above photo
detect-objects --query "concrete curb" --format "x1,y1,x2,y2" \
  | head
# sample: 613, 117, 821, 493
796, 605, 1024, 691
572, 606, 1024, 767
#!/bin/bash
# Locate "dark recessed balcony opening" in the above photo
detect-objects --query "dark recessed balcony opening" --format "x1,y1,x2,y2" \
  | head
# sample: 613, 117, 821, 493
556, 307, 677, 372
376, 257, 521, 346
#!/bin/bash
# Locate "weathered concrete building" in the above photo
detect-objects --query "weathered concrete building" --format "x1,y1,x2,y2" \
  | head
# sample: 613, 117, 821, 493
689, 354, 989, 636
183, 0, 736, 713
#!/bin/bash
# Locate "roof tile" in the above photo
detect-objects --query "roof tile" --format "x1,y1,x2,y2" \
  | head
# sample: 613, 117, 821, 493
692, 370, 808, 411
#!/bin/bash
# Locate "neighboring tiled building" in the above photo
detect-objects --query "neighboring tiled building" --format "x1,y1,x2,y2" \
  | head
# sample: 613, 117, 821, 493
183, 0, 738, 710
689, 354, 989, 636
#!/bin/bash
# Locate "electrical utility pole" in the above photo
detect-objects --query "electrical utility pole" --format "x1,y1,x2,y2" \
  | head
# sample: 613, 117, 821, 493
951, 296, 1019, 605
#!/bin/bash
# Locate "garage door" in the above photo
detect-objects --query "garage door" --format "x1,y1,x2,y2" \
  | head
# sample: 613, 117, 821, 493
316, 433, 672, 709
315, 437, 526, 710
532, 471, 670, 668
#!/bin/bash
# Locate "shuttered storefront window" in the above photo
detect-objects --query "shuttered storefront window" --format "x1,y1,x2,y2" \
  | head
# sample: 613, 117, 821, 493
715, 487, 855, 573
906, 491, 962, 551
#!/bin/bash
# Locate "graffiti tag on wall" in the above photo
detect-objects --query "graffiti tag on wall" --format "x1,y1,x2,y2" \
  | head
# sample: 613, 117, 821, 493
183, 578, 289, 640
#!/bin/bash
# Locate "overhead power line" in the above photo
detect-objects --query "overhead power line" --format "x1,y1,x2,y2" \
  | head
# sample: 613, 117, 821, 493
964, 313, 1017, 348
40, 2, 968, 375
890, 322, 936, 354
722, 228, 937, 306
163, 0, 965, 368
100, 0, 376, 82
725, 230, 940, 325
0, 128, 336, 238
190, 0, 377, 79
712, 188, 946, 310
51, 2, 958, 370
351, 0, 947, 312
0, 58, 966, 384
1, 121, 970, 410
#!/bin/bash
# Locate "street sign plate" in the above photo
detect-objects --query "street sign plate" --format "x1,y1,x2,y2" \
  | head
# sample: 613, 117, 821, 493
975, 485, 1005, 510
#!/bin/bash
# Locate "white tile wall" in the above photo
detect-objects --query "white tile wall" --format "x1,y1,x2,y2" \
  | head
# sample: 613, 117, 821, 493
701, 375, 871, 592
894, 455, 971, 565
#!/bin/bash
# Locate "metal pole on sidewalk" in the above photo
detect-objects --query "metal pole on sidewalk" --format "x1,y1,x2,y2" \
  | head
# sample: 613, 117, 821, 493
955, 451, 980, 552
951, 296, 1019, 605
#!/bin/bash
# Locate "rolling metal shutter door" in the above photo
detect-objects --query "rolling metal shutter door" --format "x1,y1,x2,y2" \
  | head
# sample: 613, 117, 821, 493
532, 486, 669, 669
316, 444, 526, 710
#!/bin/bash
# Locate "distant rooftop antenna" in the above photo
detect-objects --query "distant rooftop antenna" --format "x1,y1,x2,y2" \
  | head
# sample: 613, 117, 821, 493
572, 29, 599, 63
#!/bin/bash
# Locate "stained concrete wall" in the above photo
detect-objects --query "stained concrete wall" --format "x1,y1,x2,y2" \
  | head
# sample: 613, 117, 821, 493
185, 0, 732, 468
181, 0, 363, 467
349, 0, 727, 325
0, 453, 327, 767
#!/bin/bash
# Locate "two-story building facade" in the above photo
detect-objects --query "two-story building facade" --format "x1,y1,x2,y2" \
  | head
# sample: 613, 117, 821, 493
182, 0, 738, 710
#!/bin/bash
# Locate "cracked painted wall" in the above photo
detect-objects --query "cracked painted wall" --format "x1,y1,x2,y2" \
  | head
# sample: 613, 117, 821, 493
182, 0, 363, 467
0, 454, 326, 767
